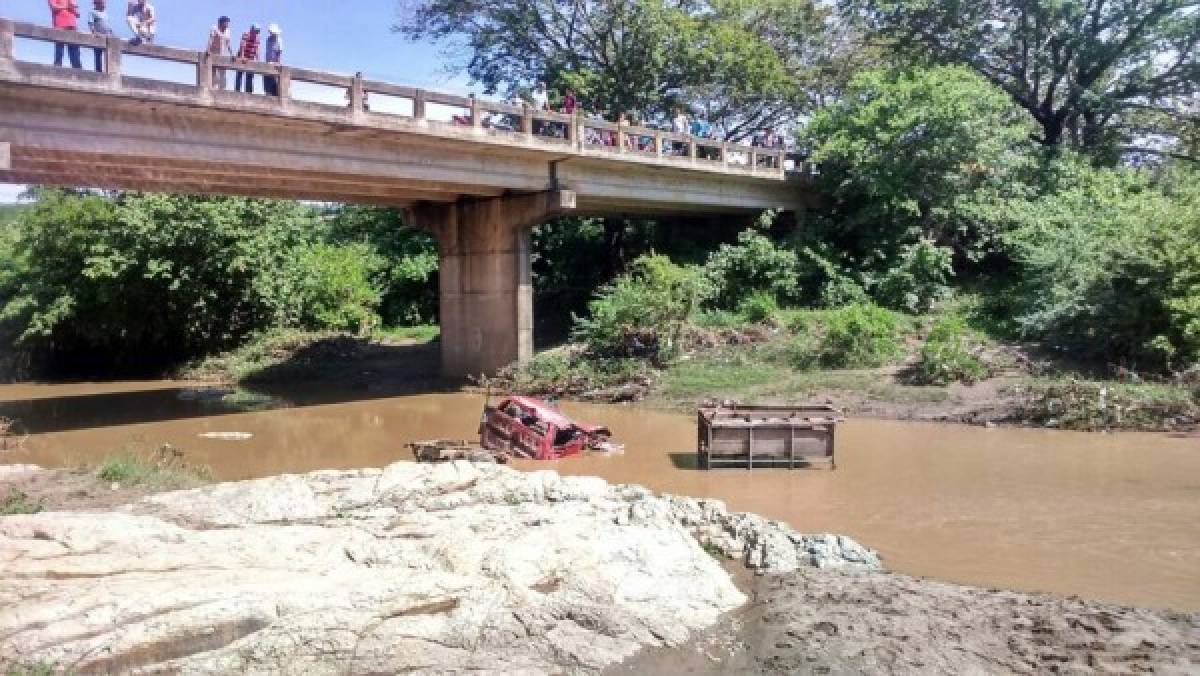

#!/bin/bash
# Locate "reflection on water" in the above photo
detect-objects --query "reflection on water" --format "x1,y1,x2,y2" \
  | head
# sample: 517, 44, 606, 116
2, 383, 1198, 610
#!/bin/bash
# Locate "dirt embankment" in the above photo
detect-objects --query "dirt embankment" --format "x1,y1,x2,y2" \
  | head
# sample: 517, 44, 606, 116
615, 567, 1200, 675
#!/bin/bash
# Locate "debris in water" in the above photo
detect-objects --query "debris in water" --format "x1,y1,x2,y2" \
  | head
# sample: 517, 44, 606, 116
409, 439, 508, 464
198, 432, 254, 441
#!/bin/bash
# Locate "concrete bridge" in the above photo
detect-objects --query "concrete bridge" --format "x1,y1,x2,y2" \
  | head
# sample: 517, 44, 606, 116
0, 19, 815, 377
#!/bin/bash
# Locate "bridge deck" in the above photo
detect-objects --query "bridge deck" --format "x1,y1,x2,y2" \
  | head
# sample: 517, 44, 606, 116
0, 19, 814, 213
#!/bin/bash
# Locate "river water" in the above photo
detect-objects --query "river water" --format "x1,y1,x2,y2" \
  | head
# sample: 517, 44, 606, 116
2, 382, 1198, 610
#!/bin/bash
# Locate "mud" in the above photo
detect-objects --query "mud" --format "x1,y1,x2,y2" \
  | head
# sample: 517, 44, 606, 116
613, 568, 1200, 675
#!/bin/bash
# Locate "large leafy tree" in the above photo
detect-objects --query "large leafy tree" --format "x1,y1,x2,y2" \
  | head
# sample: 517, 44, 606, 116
0, 190, 387, 375
396, 0, 834, 138
802, 66, 1035, 257
849, 0, 1200, 155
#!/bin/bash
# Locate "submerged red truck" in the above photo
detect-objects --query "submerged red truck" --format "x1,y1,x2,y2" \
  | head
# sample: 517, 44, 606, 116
480, 396, 617, 460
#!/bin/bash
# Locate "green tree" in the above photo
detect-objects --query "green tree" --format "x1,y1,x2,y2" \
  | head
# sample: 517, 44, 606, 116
0, 190, 326, 374
1004, 160, 1200, 371
850, 0, 1200, 154
327, 206, 439, 325
572, 254, 702, 364
283, 243, 384, 334
397, 0, 814, 136
797, 66, 1034, 309
703, 229, 800, 310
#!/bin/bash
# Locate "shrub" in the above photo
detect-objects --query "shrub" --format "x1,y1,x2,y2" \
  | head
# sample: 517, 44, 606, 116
874, 238, 955, 313
738, 291, 779, 324
914, 317, 988, 385
572, 255, 702, 365
791, 303, 904, 369
703, 230, 799, 310
1004, 162, 1200, 372
0, 190, 325, 375
693, 309, 744, 329
281, 243, 383, 334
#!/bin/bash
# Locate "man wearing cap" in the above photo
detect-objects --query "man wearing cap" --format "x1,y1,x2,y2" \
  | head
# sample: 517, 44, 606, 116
235, 23, 261, 94
263, 24, 284, 96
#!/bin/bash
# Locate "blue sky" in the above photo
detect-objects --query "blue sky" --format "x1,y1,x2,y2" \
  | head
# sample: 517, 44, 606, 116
3, 0, 471, 201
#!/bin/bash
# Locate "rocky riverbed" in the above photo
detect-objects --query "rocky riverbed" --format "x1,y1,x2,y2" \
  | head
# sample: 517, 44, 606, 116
0, 461, 876, 674
2, 462, 1197, 675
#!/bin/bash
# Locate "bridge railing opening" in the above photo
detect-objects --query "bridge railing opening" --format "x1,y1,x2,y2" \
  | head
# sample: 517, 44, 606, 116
1, 19, 788, 178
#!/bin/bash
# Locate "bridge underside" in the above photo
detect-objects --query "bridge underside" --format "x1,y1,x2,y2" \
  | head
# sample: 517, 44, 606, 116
0, 81, 812, 377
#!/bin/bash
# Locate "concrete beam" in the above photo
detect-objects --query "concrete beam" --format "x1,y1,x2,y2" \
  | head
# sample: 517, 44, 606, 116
409, 191, 577, 379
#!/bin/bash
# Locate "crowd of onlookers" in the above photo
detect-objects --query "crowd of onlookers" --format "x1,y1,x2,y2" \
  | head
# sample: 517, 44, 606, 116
46, 1, 284, 94
42, 4, 789, 160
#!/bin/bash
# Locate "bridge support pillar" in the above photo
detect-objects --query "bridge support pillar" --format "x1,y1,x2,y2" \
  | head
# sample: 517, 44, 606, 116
409, 190, 576, 379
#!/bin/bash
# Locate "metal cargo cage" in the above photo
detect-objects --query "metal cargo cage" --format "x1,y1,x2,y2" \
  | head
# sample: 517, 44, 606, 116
697, 404, 842, 470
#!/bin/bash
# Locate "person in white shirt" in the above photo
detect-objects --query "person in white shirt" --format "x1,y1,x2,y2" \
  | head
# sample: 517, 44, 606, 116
531, 82, 549, 111
126, 0, 155, 45
206, 16, 234, 89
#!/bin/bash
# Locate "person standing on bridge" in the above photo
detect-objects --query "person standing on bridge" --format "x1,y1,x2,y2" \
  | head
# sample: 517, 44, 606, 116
263, 24, 284, 97
206, 16, 235, 90
235, 24, 262, 94
88, 0, 114, 73
125, 0, 155, 46
48, 0, 83, 70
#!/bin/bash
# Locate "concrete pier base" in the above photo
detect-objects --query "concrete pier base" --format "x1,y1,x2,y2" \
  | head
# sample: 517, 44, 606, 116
410, 191, 576, 379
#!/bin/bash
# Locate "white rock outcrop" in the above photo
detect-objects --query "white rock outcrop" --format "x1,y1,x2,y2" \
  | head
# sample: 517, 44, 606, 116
0, 462, 879, 674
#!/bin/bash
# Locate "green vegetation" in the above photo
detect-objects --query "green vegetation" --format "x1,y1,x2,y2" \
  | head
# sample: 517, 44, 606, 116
1, 489, 44, 515
94, 447, 212, 487
572, 255, 702, 365
913, 318, 989, 385
0, 193, 438, 378
791, 303, 905, 369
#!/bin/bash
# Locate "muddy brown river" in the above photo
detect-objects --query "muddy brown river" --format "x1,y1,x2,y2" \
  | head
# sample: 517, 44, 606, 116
2, 382, 1198, 610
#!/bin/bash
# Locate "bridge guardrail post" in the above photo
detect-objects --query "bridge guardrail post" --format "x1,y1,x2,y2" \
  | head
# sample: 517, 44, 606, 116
571, 112, 582, 150
276, 66, 291, 108
521, 104, 533, 136
103, 36, 121, 86
750, 149, 758, 174
0, 19, 14, 74
617, 124, 626, 154
196, 51, 212, 93
413, 89, 426, 121
688, 137, 698, 163
349, 72, 365, 120
469, 94, 482, 128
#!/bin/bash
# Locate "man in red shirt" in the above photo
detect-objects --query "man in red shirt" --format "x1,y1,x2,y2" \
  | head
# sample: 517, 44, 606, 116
234, 24, 261, 94
48, 0, 83, 70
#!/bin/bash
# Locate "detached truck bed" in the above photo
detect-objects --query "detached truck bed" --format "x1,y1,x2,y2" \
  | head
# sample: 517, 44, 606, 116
697, 404, 842, 470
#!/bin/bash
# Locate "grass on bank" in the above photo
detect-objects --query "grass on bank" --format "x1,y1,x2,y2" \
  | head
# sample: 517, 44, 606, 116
93, 446, 212, 488
1, 489, 44, 515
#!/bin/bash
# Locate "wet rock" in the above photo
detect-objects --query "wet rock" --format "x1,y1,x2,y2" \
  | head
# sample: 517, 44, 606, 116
0, 463, 877, 674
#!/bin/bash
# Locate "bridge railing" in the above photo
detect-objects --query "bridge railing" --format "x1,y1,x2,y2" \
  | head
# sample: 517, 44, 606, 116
0, 19, 787, 178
